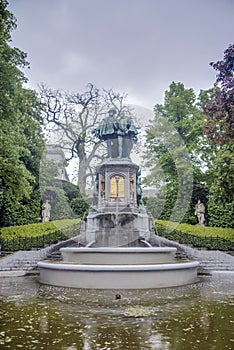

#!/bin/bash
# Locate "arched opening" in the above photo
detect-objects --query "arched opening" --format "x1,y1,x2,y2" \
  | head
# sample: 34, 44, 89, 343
110, 175, 124, 201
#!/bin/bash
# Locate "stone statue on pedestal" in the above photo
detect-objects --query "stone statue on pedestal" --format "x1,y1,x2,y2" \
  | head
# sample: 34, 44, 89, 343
195, 200, 205, 225
42, 200, 51, 222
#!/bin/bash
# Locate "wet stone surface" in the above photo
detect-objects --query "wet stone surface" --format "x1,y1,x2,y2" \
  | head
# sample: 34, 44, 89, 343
0, 272, 233, 349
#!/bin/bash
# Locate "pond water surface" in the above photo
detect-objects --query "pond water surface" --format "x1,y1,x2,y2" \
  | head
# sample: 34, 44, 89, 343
0, 272, 233, 349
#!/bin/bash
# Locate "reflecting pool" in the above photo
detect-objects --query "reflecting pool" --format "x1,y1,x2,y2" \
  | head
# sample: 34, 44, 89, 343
0, 272, 233, 349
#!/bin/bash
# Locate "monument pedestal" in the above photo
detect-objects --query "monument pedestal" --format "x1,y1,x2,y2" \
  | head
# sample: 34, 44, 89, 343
79, 158, 153, 247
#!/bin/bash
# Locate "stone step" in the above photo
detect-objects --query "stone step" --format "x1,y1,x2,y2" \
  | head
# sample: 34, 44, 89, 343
46, 251, 62, 261
1, 235, 233, 272
192, 262, 233, 271
0, 252, 14, 259
175, 253, 234, 272
200, 262, 233, 267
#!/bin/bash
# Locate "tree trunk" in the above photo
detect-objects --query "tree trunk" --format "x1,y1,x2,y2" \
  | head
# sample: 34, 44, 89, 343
78, 158, 88, 194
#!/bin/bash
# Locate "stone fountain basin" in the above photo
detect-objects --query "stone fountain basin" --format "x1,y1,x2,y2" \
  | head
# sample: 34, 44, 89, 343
38, 260, 199, 289
60, 247, 177, 264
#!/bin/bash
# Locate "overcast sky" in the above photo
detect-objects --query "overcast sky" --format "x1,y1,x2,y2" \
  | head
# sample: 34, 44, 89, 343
8, 0, 234, 111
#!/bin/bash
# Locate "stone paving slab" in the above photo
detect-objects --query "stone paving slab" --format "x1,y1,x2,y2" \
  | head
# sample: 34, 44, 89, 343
0, 270, 29, 277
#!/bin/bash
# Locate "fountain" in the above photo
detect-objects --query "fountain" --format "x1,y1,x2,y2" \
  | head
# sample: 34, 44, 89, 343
38, 108, 199, 289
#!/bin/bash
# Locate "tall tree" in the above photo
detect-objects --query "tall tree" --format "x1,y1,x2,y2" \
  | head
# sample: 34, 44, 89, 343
204, 43, 234, 146
40, 84, 133, 194
0, 1, 45, 226
202, 44, 234, 227
143, 82, 207, 223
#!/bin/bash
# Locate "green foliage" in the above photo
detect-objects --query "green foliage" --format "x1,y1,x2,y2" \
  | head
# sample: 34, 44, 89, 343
205, 143, 234, 207
143, 177, 208, 225
49, 187, 75, 221
0, 219, 80, 251
152, 82, 206, 156
39, 157, 72, 220
143, 196, 165, 220
57, 180, 80, 201
39, 157, 90, 220
203, 43, 234, 146
1, 190, 41, 226
201, 44, 234, 221
201, 141, 234, 228
207, 192, 234, 228
56, 179, 90, 218
143, 185, 177, 221
0, 2, 45, 227
70, 196, 90, 218
143, 82, 209, 224
155, 220, 234, 251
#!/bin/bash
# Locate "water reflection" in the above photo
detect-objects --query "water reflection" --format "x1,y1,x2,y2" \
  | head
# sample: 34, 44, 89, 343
0, 273, 233, 349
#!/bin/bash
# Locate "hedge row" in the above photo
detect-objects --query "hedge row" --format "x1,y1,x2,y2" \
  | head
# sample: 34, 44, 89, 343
155, 220, 234, 251
0, 219, 80, 251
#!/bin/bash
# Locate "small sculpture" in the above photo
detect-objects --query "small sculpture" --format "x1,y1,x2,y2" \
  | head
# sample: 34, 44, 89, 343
42, 200, 51, 222
195, 200, 205, 225
136, 169, 143, 207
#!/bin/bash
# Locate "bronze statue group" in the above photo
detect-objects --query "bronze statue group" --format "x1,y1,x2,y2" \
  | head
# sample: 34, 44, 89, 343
93, 108, 138, 158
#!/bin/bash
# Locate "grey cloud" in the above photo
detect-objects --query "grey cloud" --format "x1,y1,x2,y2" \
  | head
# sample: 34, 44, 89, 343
8, 0, 234, 108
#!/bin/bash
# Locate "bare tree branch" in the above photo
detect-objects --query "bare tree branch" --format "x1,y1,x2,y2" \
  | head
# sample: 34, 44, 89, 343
39, 83, 131, 193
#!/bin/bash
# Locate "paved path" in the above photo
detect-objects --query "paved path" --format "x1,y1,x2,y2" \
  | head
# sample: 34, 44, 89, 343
150, 235, 234, 273
0, 236, 78, 275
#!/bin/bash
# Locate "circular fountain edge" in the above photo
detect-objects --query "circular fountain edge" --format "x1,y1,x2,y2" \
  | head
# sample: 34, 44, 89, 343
60, 247, 177, 253
38, 260, 199, 271
38, 260, 200, 289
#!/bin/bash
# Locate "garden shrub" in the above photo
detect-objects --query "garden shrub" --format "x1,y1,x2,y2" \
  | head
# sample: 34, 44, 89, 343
1, 190, 42, 227
155, 220, 234, 251
0, 219, 80, 251
207, 195, 234, 228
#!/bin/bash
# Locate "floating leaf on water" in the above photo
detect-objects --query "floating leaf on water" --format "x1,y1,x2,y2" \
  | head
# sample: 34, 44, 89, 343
4, 336, 12, 343
183, 327, 192, 332
124, 306, 154, 317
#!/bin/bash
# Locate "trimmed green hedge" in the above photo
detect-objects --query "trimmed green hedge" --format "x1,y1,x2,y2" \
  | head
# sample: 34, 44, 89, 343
155, 220, 234, 251
0, 219, 80, 251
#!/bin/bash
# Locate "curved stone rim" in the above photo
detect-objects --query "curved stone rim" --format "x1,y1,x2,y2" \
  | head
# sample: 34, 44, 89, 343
38, 260, 199, 271
60, 247, 177, 253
